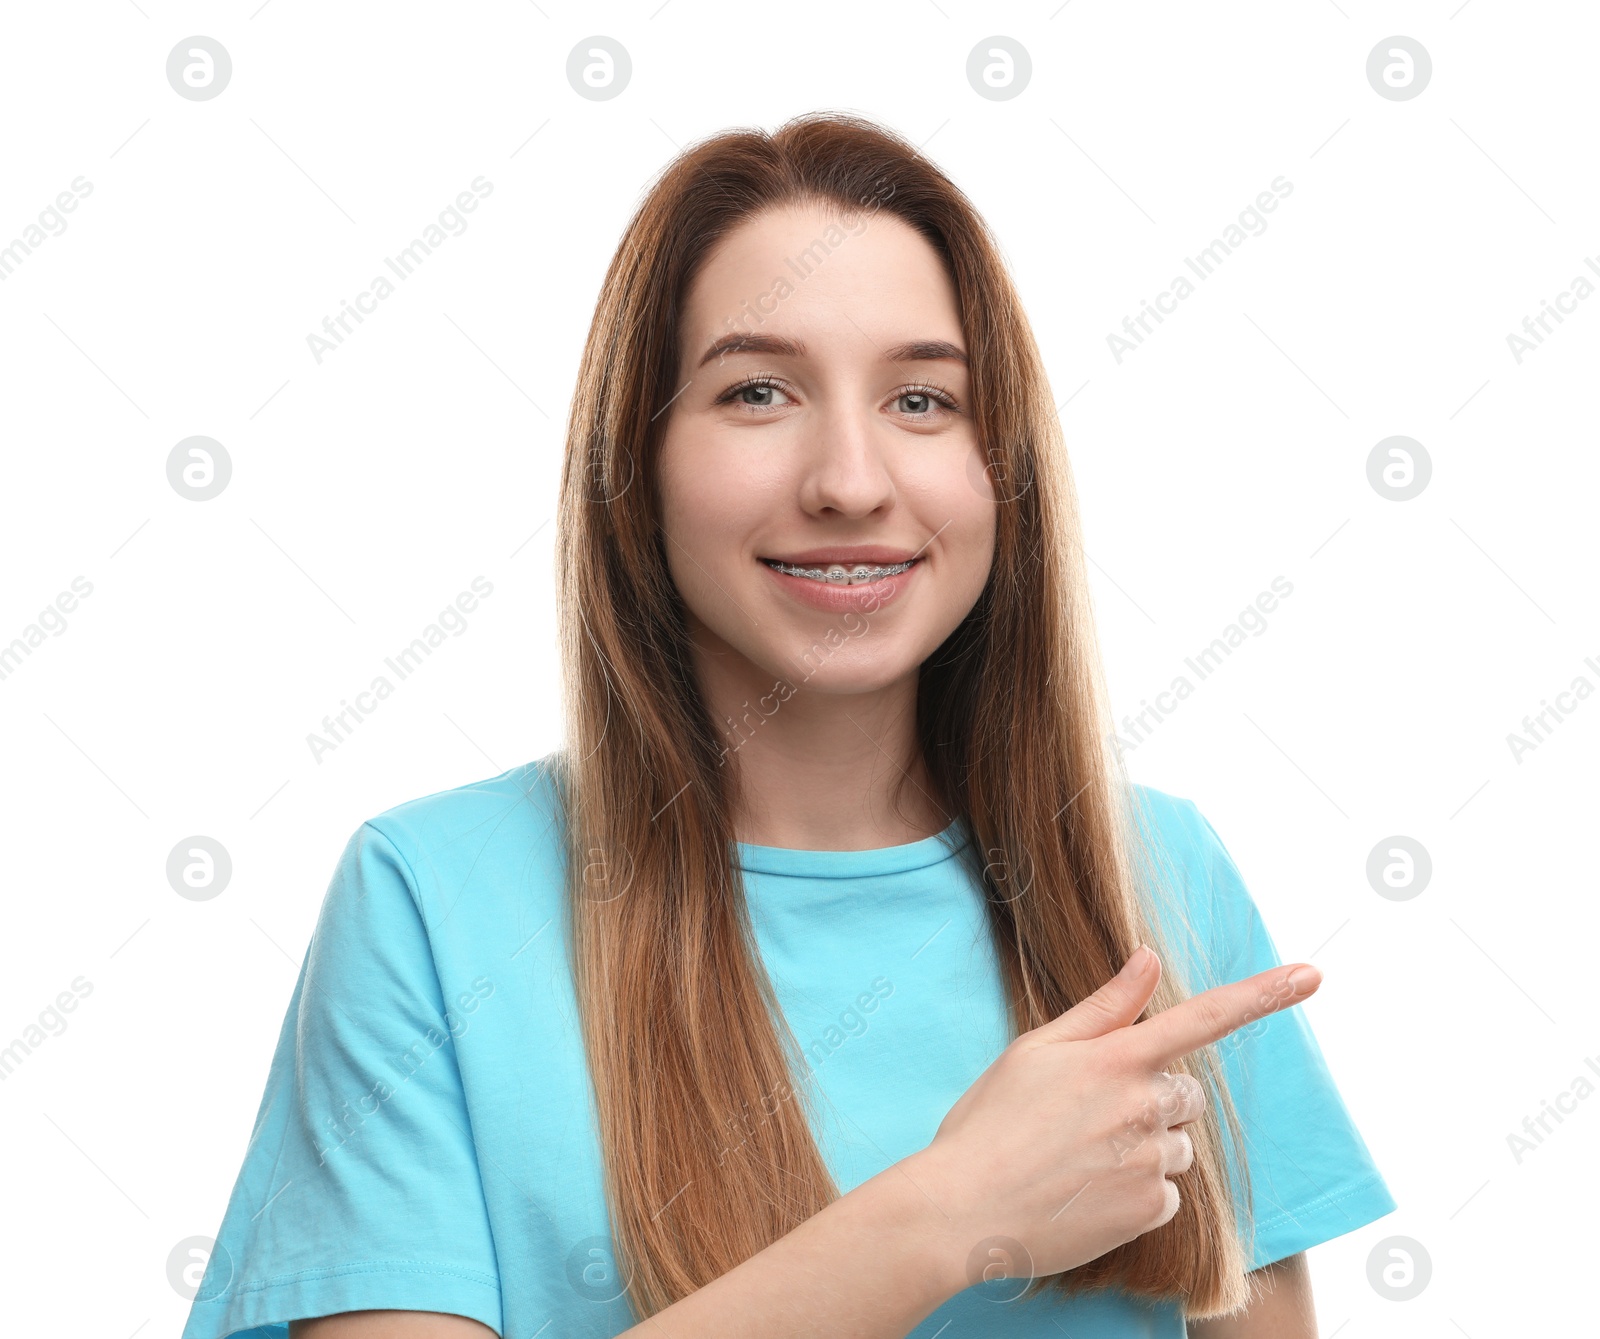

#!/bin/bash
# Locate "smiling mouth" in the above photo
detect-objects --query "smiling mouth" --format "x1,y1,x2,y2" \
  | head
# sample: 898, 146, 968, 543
760, 557, 920, 585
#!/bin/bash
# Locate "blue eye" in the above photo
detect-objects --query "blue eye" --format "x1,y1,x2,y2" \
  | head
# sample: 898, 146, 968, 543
717, 375, 793, 410
895, 385, 960, 416
738, 382, 789, 407
714, 375, 961, 417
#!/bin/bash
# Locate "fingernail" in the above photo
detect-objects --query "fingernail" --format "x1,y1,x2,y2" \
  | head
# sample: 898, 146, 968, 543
1120, 945, 1152, 978
1286, 964, 1320, 993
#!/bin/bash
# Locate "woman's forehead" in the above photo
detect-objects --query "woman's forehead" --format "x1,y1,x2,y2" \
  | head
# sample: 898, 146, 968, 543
679, 204, 963, 365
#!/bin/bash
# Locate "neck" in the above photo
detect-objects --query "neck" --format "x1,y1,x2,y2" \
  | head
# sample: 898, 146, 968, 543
692, 636, 951, 852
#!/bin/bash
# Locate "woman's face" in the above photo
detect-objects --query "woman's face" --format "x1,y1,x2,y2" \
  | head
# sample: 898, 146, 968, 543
657, 201, 996, 698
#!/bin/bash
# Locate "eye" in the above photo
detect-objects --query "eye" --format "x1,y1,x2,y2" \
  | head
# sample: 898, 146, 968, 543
892, 384, 961, 418
716, 374, 795, 413
712, 374, 963, 420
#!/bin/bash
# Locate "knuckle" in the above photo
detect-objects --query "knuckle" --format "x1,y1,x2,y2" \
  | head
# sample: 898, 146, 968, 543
1137, 1176, 1174, 1226
1117, 1091, 1164, 1147
1150, 1074, 1187, 1122
1074, 1040, 1127, 1096
1002, 1035, 1046, 1072
1168, 1129, 1194, 1174
1190, 992, 1233, 1040
1172, 1073, 1206, 1123
1124, 1133, 1163, 1172
1094, 1034, 1142, 1082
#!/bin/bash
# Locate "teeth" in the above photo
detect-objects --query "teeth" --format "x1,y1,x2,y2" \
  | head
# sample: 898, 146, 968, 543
767, 559, 915, 585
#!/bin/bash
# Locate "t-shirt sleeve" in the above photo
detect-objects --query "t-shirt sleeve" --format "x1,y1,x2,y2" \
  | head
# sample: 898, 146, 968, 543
1166, 799, 1398, 1272
180, 820, 503, 1339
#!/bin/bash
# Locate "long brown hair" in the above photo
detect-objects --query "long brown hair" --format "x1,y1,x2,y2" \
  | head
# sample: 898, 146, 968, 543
554, 110, 1257, 1321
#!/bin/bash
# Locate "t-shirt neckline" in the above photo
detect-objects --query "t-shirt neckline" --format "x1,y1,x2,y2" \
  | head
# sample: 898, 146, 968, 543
735, 817, 970, 878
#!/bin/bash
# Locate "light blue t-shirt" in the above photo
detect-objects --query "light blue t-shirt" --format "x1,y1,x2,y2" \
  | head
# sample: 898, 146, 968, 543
181, 756, 1395, 1338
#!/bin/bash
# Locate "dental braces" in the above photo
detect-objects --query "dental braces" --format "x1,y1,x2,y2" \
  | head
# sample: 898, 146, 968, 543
768, 559, 915, 585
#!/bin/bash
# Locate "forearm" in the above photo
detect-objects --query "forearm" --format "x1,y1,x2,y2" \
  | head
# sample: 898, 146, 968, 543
617, 1152, 967, 1339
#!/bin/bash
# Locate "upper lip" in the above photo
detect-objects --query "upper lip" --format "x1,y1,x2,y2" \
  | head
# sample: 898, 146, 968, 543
762, 545, 922, 565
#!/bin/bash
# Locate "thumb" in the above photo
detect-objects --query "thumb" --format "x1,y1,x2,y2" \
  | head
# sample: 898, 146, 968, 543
1028, 945, 1162, 1045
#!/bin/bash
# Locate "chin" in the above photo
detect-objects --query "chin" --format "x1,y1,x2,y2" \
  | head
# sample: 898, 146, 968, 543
763, 644, 922, 696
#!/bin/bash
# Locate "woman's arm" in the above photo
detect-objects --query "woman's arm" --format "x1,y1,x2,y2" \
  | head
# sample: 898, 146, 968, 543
286, 1246, 1318, 1339
615, 1152, 963, 1337
287, 1153, 965, 1339
291, 1314, 495, 1338
1187, 1252, 1316, 1339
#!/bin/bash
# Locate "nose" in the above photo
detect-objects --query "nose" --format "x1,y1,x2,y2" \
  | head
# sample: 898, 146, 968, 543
795, 396, 897, 519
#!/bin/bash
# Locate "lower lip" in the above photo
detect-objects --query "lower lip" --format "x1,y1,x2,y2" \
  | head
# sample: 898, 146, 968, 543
760, 560, 921, 613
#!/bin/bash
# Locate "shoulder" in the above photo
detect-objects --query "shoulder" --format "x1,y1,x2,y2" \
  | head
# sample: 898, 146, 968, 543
1125, 782, 1264, 989
1127, 781, 1215, 875
330, 752, 570, 931
363, 752, 566, 855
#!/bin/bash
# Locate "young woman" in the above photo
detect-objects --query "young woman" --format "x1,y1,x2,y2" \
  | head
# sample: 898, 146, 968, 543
183, 113, 1395, 1339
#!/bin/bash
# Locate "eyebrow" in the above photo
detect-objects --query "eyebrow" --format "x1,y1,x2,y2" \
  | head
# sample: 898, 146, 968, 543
696, 332, 968, 369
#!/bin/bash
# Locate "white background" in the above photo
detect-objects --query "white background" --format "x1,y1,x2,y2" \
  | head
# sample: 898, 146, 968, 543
0, 2, 1594, 1335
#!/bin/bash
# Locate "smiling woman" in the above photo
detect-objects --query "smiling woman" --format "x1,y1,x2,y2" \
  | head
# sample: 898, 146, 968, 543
654, 198, 995, 850
184, 111, 1395, 1339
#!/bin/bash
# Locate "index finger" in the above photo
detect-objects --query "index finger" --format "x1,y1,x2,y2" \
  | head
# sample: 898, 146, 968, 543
1119, 962, 1321, 1071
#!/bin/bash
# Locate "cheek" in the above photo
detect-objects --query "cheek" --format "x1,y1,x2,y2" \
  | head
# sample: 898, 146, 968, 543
657, 438, 776, 620
928, 477, 997, 616
659, 438, 715, 544
913, 456, 997, 568
660, 430, 790, 550
662, 467, 743, 559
